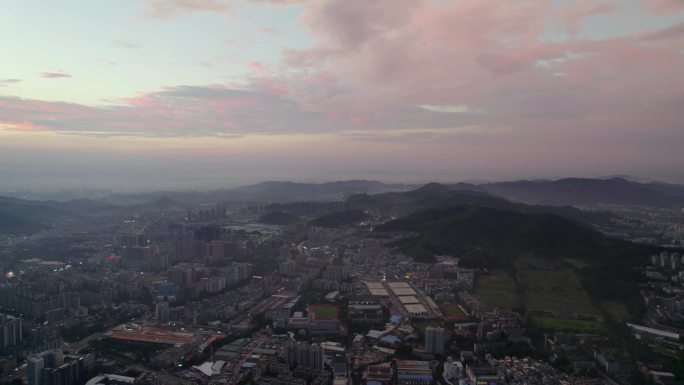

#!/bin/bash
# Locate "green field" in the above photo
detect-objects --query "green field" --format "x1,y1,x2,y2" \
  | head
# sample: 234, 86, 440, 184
602, 302, 631, 322
563, 258, 589, 269
414, 320, 442, 334
530, 316, 605, 332
310, 304, 338, 320
440, 303, 468, 320
516, 256, 600, 316
476, 271, 519, 308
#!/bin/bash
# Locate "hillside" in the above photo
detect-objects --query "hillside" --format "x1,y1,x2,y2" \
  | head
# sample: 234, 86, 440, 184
471, 177, 684, 207
375, 204, 658, 302
346, 183, 615, 227
0, 211, 44, 234
376, 205, 629, 265
346, 183, 520, 214
224, 180, 408, 203
0, 199, 69, 234
310, 209, 370, 228
99, 180, 410, 206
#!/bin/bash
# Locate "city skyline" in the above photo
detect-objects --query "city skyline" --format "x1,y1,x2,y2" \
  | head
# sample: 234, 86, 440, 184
2, 0, 684, 190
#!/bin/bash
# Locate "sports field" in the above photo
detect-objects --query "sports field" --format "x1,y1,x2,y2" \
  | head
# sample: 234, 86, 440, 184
439, 303, 469, 320
309, 304, 339, 320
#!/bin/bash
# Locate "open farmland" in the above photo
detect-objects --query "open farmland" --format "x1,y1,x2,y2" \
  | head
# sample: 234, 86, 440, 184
516, 256, 600, 317
475, 271, 519, 308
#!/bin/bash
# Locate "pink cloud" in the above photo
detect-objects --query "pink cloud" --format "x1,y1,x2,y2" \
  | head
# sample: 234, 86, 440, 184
0, 86, 345, 137
640, 0, 684, 14
247, 61, 264, 70
4, 0, 684, 171
3, 0, 684, 185
280, 1, 684, 109
640, 22, 684, 42
40, 72, 71, 79
250, 0, 305, 4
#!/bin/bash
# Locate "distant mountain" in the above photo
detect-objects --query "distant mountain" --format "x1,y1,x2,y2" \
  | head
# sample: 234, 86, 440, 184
132, 196, 186, 210
344, 183, 615, 227
0, 195, 126, 234
0, 211, 44, 234
644, 181, 684, 198
98, 180, 411, 206
346, 183, 510, 214
48, 198, 119, 212
0, 198, 70, 234
224, 180, 410, 203
468, 177, 684, 207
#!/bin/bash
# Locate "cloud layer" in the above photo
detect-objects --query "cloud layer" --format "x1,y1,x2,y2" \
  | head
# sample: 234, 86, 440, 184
3, 0, 681, 141
2, 0, 684, 187
40, 72, 72, 79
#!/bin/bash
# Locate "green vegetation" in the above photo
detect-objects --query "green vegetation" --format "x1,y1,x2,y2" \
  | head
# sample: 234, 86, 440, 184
475, 271, 519, 309
628, 339, 684, 379
292, 285, 328, 313
311, 304, 338, 319
0, 199, 68, 234
414, 320, 443, 335
378, 205, 648, 270
1, 380, 23, 385
516, 256, 599, 316
60, 322, 108, 342
88, 338, 161, 363
563, 258, 588, 269
602, 302, 631, 322
530, 316, 604, 332
439, 303, 468, 320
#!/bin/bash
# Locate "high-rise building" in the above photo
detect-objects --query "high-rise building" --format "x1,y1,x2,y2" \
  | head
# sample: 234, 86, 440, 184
168, 265, 193, 288
425, 326, 445, 355
285, 342, 324, 370
0, 314, 22, 354
121, 246, 153, 270
148, 252, 169, 272
40, 357, 82, 385
235, 263, 252, 282
279, 245, 292, 261
279, 260, 297, 277
155, 297, 170, 321
27, 354, 44, 385
29, 352, 90, 385
206, 276, 226, 293
323, 264, 349, 282
660, 251, 669, 268
222, 263, 253, 284
43, 349, 64, 369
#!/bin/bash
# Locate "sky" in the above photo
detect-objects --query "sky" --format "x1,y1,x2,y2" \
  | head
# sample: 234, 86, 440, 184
1, 0, 684, 191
